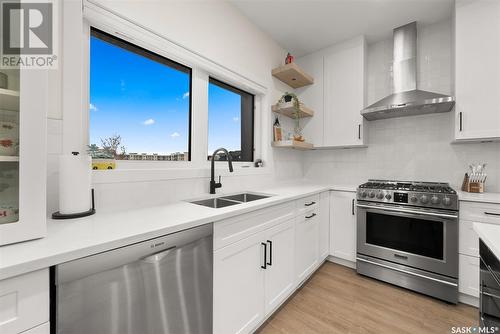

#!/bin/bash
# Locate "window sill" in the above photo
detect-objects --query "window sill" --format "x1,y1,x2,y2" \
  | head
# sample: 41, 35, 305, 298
92, 165, 271, 184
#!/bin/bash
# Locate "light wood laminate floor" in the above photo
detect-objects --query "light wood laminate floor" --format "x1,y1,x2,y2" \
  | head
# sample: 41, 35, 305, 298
258, 262, 477, 334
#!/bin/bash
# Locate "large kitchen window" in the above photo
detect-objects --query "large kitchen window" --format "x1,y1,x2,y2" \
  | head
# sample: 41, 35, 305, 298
89, 28, 192, 162
208, 78, 254, 162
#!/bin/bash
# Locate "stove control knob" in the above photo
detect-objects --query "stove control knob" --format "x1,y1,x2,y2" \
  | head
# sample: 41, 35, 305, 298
420, 195, 429, 204
376, 192, 384, 199
385, 194, 392, 200
443, 197, 452, 206
410, 196, 418, 203
369, 192, 375, 198
360, 191, 367, 198
431, 196, 440, 204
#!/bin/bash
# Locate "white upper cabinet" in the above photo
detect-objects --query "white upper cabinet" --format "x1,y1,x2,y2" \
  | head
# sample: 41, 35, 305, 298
0, 69, 47, 246
455, 0, 500, 141
323, 37, 366, 147
297, 36, 366, 148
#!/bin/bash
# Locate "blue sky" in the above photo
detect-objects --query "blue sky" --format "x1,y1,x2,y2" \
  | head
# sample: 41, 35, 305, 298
90, 35, 241, 155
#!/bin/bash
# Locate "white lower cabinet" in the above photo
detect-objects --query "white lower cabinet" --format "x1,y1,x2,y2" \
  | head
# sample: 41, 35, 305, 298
295, 209, 319, 283
264, 220, 296, 314
214, 194, 326, 334
213, 232, 266, 334
330, 191, 357, 262
0, 269, 49, 334
459, 254, 480, 298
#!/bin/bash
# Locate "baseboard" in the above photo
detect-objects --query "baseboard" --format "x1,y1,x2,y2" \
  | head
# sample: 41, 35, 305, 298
459, 293, 479, 308
326, 255, 356, 269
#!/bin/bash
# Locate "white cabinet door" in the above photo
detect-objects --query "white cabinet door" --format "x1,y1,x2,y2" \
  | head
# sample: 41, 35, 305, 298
318, 191, 330, 261
455, 0, 500, 140
295, 210, 319, 283
0, 269, 49, 334
296, 52, 325, 147
264, 219, 295, 314
213, 232, 265, 334
330, 191, 357, 262
323, 37, 366, 147
459, 254, 479, 297
459, 220, 479, 257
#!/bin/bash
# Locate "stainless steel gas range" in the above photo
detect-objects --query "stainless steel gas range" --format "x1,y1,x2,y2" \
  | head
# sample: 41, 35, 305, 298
356, 180, 459, 303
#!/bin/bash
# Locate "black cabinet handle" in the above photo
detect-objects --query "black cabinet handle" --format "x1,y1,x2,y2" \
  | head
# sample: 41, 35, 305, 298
485, 212, 500, 217
304, 201, 316, 207
352, 199, 355, 215
394, 253, 408, 260
261, 242, 267, 269
267, 240, 272, 266
358, 124, 361, 139
459, 112, 463, 132
305, 213, 316, 219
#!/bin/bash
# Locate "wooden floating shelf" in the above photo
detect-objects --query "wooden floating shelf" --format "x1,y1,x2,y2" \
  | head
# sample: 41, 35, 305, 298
0, 88, 20, 111
272, 102, 314, 118
0, 156, 19, 162
272, 140, 313, 150
272, 63, 314, 89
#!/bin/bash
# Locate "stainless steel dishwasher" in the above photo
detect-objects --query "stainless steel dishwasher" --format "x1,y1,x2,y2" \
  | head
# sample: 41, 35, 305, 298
52, 224, 213, 334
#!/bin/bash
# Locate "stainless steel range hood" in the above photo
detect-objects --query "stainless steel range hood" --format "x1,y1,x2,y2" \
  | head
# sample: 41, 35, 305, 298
361, 22, 454, 121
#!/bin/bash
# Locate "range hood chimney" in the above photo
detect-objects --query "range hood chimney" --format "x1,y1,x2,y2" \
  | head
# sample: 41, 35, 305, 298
361, 22, 454, 120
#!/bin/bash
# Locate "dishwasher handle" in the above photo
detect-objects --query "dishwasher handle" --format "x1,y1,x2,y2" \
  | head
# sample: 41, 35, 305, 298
141, 246, 177, 263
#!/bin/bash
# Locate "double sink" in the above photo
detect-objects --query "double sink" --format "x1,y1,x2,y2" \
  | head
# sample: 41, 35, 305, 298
189, 192, 272, 208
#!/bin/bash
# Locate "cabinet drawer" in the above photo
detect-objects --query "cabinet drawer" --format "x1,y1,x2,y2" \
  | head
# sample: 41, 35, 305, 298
214, 202, 295, 250
0, 269, 49, 334
459, 220, 479, 257
296, 194, 320, 213
460, 202, 500, 224
459, 254, 479, 297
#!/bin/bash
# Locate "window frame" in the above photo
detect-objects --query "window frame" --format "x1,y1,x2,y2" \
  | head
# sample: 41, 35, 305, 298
89, 27, 193, 161
208, 77, 255, 162
79, 4, 270, 182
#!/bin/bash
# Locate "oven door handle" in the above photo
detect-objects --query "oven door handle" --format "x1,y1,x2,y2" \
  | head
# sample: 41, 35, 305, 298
356, 204, 458, 219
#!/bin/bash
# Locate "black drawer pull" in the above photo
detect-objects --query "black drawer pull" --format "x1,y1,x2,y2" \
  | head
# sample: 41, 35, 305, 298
267, 240, 272, 266
459, 112, 463, 131
394, 253, 408, 260
305, 213, 316, 219
352, 199, 355, 215
261, 242, 267, 269
484, 212, 500, 217
305, 201, 316, 207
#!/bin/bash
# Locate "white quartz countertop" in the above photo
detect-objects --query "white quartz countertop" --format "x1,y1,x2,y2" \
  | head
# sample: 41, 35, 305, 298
458, 191, 500, 204
473, 222, 500, 259
0, 182, 356, 280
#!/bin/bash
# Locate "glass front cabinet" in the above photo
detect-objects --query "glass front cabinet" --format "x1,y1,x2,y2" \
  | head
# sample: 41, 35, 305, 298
0, 68, 47, 245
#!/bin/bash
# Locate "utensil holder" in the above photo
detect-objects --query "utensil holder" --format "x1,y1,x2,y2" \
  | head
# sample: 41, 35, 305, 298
461, 173, 485, 193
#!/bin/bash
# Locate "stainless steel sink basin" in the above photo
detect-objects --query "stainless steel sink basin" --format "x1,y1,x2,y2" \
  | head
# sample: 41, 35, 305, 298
190, 198, 240, 208
220, 193, 271, 203
188, 192, 272, 208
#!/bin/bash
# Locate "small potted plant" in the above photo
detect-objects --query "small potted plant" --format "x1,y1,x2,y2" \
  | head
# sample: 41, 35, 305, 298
277, 92, 304, 142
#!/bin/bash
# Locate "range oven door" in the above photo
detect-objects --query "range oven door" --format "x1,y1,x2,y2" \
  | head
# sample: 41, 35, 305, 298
357, 202, 458, 278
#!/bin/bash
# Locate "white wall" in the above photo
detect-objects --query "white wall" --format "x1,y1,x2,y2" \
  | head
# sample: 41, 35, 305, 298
47, 0, 304, 214
303, 19, 500, 192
